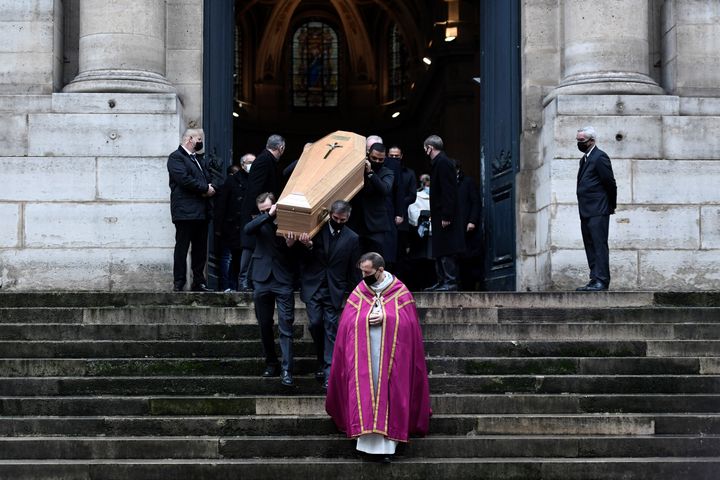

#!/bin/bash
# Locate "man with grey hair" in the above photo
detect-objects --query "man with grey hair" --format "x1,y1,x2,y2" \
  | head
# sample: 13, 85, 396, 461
239, 134, 287, 278
289, 199, 361, 389
167, 128, 215, 292
575, 126, 617, 291
423, 135, 463, 291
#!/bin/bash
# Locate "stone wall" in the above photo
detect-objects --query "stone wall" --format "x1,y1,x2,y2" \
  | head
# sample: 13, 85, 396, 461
542, 94, 720, 290
0, 94, 182, 290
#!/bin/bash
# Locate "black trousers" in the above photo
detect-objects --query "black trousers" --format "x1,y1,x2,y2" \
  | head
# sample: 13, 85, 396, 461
306, 285, 341, 378
173, 220, 208, 289
435, 254, 458, 286
253, 276, 295, 372
580, 214, 610, 285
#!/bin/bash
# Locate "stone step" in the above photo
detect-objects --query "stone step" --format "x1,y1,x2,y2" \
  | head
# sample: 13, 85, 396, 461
1, 340, 719, 359
0, 291, 665, 308
0, 435, 718, 460
3, 394, 720, 417
1, 414, 718, 437
0, 356, 715, 377
3, 322, 719, 341
3, 306, 719, 325
0, 457, 718, 480
1, 375, 720, 396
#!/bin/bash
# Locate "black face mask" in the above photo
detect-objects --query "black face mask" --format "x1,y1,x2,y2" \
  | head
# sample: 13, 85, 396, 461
577, 140, 591, 153
371, 161, 383, 172
329, 219, 344, 232
363, 271, 378, 287
194, 141, 204, 152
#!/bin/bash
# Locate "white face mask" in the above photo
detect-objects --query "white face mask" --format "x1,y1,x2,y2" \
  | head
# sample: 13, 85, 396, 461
245, 163, 252, 172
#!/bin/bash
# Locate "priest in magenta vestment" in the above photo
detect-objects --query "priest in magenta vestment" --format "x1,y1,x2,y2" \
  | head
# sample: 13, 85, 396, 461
325, 252, 431, 458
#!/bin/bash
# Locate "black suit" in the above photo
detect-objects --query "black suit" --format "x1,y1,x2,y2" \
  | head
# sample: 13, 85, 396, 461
240, 149, 280, 247
349, 165, 394, 256
167, 145, 212, 289
299, 224, 361, 378
244, 212, 297, 372
576, 146, 617, 286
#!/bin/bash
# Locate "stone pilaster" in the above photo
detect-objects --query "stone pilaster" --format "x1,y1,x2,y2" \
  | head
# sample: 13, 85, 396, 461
64, 0, 175, 93
545, 0, 663, 104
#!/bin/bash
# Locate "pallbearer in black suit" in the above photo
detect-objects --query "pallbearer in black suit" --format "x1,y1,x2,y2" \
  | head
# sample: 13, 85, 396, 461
288, 200, 361, 390
575, 126, 617, 291
243, 192, 299, 386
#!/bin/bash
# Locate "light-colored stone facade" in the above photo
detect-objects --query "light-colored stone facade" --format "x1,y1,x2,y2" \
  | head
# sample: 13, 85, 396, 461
0, 0, 201, 290
1, 0, 718, 291
520, 0, 720, 291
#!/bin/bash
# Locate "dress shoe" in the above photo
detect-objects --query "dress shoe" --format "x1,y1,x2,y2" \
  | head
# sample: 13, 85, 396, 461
575, 280, 595, 291
191, 283, 212, 292
583, 280, 608, 291
435, 283, 458, 292
423, 282, 442, 292
172, 285, 184, 292
314, 369, 325, 382
262, 364, 280, 377
280, 370, 294, 386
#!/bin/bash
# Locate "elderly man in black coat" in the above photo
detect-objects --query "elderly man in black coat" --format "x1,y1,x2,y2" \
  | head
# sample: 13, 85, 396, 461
423, 135, 464, 291
575, 126, 617, 291
167, 128, 216, 292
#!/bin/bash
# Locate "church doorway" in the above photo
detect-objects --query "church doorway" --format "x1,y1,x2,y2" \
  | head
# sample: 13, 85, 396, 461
203, 0, 519, 291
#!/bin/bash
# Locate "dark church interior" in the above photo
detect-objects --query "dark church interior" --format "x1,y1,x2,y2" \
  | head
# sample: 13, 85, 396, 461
232, 0, 480, 182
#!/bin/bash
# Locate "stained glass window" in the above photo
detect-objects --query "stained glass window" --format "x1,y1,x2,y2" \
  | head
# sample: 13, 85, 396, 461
388, 24, 409, 102
291, 21, 339, 108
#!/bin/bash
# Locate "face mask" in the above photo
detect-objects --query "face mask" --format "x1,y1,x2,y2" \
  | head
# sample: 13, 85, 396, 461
329, 219, 344, 231
371, 161, 383, 172
423, 186, 430, 194
194, 141, 204, 152
363, 271, 378, 287
577, 140, 590, 153
245, 163, 252, 172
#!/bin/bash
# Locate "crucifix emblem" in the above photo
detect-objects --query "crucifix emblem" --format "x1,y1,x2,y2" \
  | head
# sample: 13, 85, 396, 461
323, 142, 343, 159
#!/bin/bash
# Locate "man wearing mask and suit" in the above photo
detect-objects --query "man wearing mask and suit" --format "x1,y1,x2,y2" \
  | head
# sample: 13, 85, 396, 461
575, 126, 617, 291
423, 135, 464, 292
167, 128, 215, 292
243, 192, 298, 386
288, 200, 361, 390
349, 143, 394, 256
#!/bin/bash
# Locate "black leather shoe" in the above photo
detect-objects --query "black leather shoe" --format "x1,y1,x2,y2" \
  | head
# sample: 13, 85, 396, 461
423, 282, 442, 292
172, 285, 184, 292
191, 284, 212, 292
262, 364, 280, 377
280, 370, 294, 386
314, 369, 325, 382
576, 280, 595, 291
584, 280, 608, 291
435, 283, 458, 292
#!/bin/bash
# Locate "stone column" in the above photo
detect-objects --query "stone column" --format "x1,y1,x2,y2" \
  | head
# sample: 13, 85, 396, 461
545, 0, 663, 103
64, 0, 175, 93
662, 0, 720, 97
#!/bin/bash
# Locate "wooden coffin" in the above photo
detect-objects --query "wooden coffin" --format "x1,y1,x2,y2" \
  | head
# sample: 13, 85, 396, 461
276, 131, 366, 237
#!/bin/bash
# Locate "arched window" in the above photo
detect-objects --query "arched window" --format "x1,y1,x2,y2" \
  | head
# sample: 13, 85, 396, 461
388, 24, 409, 102
291, 21, 339, 108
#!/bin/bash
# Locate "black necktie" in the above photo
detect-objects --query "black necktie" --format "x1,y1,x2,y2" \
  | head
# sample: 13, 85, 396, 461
581, 154, 587, 166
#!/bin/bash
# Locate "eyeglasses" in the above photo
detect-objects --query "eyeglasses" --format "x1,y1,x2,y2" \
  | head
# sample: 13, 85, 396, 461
577, 138, 592, 144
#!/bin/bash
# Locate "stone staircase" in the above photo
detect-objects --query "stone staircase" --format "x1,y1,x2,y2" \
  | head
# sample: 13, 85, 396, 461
0, 291, 718, 479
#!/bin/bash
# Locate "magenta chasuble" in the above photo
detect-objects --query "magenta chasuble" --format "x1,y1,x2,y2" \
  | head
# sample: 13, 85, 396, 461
325, 277, 431, 442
